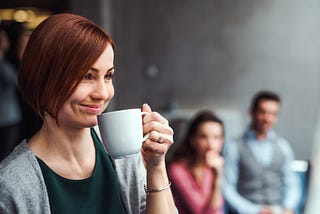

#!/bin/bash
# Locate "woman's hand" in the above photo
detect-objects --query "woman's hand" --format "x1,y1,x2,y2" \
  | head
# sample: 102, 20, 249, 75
206, 150, 224, 178
141, 104, 176, 213
141, 103, 174, 167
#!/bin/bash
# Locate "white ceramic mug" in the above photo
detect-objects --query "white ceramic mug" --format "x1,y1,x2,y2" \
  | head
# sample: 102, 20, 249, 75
97, 108, 148, 158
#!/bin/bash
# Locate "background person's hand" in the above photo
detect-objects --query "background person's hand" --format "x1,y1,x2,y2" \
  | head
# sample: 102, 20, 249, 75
141, 103, 174, 167
206, 150, 224, 176
282, 208, 294, 214
259, 206, 272, 214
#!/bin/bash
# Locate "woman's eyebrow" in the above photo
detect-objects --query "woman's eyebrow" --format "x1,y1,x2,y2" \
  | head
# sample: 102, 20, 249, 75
107, 67, 115, 72
90, 67, 114, 73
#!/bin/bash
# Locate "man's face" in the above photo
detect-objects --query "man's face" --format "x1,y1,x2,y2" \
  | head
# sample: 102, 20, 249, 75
251, 99, 280, 134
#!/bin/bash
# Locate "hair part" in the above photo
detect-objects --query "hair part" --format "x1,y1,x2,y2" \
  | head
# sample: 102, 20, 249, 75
19, 13, 114, 120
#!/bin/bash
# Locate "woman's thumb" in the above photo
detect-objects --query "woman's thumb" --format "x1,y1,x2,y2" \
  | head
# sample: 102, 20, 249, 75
142, 103, 152, 113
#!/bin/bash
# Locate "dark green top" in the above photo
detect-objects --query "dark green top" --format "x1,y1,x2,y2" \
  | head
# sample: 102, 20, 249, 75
37, 128, 127, 214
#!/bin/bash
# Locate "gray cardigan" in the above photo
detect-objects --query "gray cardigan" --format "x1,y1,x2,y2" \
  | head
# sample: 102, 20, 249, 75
0, 140, 147, 214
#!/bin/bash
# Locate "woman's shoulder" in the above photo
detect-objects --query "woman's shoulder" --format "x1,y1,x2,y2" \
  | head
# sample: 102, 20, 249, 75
169, 159, 189, 167
168, 160, 190, 174
1, 141, 31, 168
0, 141, 49, 212
0, 141, 40, 187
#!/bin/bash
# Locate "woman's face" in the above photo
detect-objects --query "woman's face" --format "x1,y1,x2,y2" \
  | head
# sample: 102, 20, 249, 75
192, 121, 224, 158
57, 44, 115, 128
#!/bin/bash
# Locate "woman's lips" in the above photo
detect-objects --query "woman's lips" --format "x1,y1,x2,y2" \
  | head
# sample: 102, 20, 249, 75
81, 104, 103, 114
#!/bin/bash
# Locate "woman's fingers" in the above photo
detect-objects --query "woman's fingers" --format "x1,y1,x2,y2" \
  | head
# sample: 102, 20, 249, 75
142, 103, 152, 113
206, 151, 224, 174
143, 122, 174, 137
143, 111, 169, 127
146, 130, 173, 145
141, 104, 174, 165
141, 131, 173, 164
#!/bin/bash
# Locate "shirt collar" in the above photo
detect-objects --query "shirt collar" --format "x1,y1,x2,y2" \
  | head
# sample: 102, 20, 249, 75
245, 128, 277, 142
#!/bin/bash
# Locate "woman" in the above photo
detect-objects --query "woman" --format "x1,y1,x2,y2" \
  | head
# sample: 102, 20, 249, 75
0, 13, 175, 214
168, 110, 225, 214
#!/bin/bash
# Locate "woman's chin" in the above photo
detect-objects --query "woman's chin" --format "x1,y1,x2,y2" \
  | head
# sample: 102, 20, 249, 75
85, 117, 98, 127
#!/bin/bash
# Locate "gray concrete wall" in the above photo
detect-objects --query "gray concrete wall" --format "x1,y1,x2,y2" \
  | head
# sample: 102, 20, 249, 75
110, 0, 320, 160
70, 0, 320, 160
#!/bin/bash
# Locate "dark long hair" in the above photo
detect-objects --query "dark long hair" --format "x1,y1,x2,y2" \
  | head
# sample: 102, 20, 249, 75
169, 110, 224, 166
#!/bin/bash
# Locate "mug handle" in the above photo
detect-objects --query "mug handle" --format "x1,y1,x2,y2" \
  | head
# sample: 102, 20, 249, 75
142, 133, 150, 142
141, 111, 149, 142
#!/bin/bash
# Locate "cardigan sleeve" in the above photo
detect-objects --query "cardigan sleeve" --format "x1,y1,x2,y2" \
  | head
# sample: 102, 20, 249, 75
112, 153, 147, 214
0, 141, 51, 214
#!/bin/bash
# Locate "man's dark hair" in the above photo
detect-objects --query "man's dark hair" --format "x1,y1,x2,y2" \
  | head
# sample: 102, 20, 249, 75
250, 90, 281, 112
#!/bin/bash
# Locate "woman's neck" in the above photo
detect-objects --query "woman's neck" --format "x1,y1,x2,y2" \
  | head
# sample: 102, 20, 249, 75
190, 159, 208, 184
29, 116, 96, 179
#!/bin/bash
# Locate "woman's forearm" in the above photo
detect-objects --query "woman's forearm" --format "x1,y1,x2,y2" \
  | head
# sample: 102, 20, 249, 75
145, 163, 176, 214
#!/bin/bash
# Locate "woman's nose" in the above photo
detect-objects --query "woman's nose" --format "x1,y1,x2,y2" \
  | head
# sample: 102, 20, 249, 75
208, 140, 215, 150
93, 80, 113, 100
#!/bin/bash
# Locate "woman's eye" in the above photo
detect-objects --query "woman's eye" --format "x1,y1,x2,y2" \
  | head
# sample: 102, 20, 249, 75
83, 73, 93, 80
105, 72, 114, 80
197, 134, 207, 140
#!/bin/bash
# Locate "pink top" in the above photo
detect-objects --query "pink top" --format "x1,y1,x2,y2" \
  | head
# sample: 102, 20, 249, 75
168, 162, 224, 214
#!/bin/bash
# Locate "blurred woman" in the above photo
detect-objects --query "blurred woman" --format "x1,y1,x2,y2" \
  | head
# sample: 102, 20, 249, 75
168, 110, 224, 214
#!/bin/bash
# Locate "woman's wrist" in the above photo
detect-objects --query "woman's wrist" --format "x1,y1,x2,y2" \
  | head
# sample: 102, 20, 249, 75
145, 159, 166, 169
144, 181, 172, 195
145, 161, 170, 190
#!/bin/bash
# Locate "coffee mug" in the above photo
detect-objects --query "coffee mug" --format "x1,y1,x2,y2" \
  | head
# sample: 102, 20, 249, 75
97, 108, 148, 158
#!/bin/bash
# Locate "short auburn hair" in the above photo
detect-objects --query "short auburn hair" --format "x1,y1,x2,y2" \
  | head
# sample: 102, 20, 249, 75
19, 13, 114, 119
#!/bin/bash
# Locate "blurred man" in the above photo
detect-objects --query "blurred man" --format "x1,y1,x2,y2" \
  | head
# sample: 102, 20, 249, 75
223, 91, 301, 214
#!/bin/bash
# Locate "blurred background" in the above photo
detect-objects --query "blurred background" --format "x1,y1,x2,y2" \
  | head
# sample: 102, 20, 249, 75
1, 0, 320, 162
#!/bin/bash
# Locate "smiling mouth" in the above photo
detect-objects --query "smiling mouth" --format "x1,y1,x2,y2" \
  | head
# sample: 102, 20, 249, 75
85, 104, 101, 108
81, 104, 103, 113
